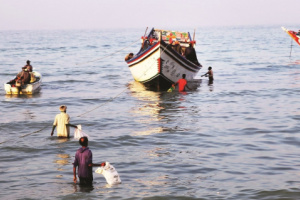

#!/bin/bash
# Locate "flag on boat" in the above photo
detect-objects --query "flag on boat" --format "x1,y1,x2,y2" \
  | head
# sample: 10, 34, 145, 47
282, 27, 300, 46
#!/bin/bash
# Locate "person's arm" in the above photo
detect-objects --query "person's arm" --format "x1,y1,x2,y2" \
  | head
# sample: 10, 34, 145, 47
51, 125, 56, 136
88, 162, 106, 167
201, 72, 208, 77
173, 81, 179, 87
185, 82, 191, 90
73, 167, 77, 183
67, 124, 78, 128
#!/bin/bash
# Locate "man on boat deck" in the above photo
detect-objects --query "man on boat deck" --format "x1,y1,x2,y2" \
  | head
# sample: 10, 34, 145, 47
51, 105, 77, 138
172, 41, 182, 55
22, 60, 33, 72
184, 42, 200, 65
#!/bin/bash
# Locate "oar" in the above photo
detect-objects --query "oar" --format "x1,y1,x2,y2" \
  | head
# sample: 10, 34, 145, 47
193, 28, 195, 41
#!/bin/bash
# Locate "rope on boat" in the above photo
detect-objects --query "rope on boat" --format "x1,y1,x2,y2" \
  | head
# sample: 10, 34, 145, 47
75, 38, 141, 66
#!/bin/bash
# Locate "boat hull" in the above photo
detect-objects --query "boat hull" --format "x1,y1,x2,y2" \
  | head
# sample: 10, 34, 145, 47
126, 41, 202, 90
4, 71, 42, 95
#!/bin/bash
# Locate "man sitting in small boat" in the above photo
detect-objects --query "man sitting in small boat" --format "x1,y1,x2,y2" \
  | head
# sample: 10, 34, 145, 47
22, 60, 33, 72
20, 68, 31, 86
184, 42, 200, 65
8, 68, 30, 87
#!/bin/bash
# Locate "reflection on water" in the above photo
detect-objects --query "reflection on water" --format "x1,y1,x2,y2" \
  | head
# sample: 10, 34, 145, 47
4, 93, 42, 99
53, 138, 71, 176
56, 137, 70, 144
127, 80, 203, 136
128, 81, 166, 136
128, 81, 164, 118
146, 147, 169, 157
73, 183, 94, 193
54, 154, 70, 166
133, 127, 165, 136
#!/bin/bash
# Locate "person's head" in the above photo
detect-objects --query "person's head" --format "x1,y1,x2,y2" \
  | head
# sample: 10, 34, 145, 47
208, 66, 212, 70
182, 74, 186, 79
59, 105, 67, 112
26, 60, 30, 65
79, 137, 88, 147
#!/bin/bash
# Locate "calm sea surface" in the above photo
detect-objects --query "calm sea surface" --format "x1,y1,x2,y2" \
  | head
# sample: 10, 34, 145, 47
1, 25, 300, 200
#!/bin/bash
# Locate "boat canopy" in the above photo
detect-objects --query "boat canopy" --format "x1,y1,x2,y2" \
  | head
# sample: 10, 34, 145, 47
144, 28, 192, 45
154, 29, 192, 43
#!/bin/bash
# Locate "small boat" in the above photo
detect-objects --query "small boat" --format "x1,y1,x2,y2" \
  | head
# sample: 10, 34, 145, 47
4, 71, 42, 95
125, 28, 202, 90
282, 27, 300, 46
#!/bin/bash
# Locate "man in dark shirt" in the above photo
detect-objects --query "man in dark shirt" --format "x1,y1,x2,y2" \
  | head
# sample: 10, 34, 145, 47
22, 60, 33, 72
20, 68, 31, 85
73, 137, 105, 185
172, 41, 182, 55
184, 42, 200, 65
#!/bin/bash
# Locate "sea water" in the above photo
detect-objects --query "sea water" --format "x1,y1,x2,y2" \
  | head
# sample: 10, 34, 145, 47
0, 25, 300, 199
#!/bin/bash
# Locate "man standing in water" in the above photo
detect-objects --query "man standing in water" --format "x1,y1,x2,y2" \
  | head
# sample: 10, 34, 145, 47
172, 74, 188, 92
51, 105, 77, 138
202, 66, 214, 84
73, 137, 105, 185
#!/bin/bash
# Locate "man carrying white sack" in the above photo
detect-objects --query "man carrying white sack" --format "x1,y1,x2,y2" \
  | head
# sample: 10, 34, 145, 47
73, 136, 106, 186
95, 161, 121, 185
51, 105, 78, 138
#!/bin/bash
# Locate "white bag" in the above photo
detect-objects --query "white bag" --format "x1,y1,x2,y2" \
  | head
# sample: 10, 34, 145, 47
95, 162, 121, 185
74, 125, 89, 139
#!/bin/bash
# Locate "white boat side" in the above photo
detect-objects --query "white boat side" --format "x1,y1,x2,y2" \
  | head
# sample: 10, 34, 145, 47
127, 41, 201, 87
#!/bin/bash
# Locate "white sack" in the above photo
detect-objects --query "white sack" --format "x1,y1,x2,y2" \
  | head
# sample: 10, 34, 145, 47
95, 162, 121, 185
74, 125, 89, 139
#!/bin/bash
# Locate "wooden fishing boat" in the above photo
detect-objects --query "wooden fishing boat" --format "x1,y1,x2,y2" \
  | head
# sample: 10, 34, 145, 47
4, 71, 42, 94
282, 27, 300, 46
125, 28, 202, 90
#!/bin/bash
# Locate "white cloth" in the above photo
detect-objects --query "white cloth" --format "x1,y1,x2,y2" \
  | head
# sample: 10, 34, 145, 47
53, 112, 70, 137
74, 125, 89, 139
95, 162, 121, 185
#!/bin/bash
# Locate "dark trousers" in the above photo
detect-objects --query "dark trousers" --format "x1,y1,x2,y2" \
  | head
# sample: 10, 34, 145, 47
79, 177, 93, 185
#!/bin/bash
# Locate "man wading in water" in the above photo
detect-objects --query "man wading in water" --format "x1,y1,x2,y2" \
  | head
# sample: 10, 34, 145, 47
51, 105, 77, 138
73, 137, 105, 185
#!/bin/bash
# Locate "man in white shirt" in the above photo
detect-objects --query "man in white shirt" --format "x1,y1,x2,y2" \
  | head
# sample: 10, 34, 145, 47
51, 105, 77, 138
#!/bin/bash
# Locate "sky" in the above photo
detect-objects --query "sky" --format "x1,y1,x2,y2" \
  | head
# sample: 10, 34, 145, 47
0, 0, 299, 30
